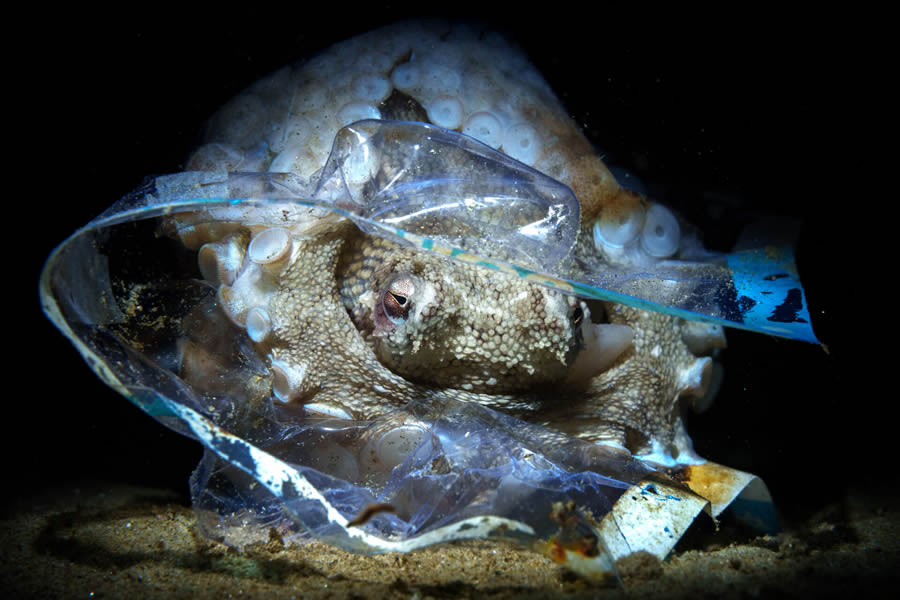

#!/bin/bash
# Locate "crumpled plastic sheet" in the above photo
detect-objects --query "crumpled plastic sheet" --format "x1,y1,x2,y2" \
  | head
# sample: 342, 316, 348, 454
186, 394, 652, 553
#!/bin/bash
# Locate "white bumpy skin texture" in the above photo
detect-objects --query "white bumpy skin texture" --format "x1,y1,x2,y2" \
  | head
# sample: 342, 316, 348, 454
175, 22, 726, 466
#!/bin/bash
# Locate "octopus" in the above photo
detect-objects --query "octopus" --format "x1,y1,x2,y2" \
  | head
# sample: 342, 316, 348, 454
174, 20, 724, 464
43, 20, 781, 571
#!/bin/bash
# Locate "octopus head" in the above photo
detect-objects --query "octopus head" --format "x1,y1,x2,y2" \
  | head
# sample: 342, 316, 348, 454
343, 238, 588, 394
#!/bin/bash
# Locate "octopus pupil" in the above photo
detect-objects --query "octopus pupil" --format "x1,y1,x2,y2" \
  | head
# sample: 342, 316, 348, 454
391, 292, 408, 306
384, 290, 410, 321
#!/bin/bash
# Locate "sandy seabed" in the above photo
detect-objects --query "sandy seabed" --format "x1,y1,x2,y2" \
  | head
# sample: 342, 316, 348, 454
2, 480, 897, 600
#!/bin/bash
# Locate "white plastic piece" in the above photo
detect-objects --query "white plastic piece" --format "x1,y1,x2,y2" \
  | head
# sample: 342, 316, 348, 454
592, 207, 645, 250
598, 479, 709, 561
502, 123, 542, 166
165, 400, 537, 555
462, 112, 503, 148
245, 307, 272, 342
248, 228, 291, 264
680, 462, 774, 519
426, 96, 464, 129
641, 203, 681, 258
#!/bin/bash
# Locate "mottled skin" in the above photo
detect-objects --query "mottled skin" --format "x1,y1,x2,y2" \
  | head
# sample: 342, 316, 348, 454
339, 235, 582, 394
233, 209, 711, 459
177, 22, 721, 463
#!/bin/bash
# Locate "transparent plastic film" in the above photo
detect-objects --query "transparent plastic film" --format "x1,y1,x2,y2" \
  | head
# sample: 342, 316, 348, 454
315, 120, 580, 272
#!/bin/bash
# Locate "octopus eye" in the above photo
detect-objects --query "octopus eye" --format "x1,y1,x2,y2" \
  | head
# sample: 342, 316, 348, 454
384, 291, 409, 319
382, 276, 416, 324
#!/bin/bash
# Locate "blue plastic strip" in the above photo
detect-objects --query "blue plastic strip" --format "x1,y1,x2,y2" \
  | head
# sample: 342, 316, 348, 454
726, 247, 818, 343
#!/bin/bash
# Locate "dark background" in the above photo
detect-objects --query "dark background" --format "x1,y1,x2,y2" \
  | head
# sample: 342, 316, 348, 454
21, 8, 851, 528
